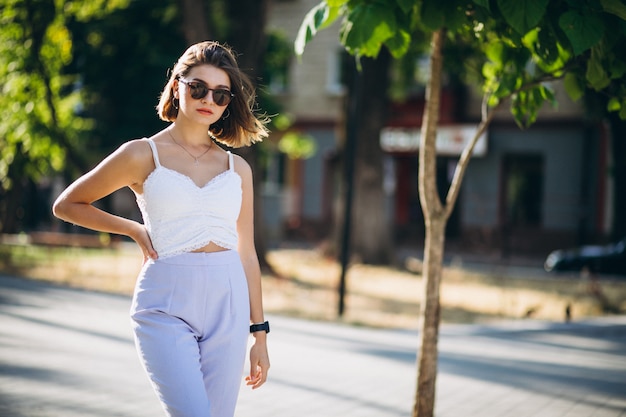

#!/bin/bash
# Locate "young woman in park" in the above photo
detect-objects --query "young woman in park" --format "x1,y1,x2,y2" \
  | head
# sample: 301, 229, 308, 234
53, 41, 270, 417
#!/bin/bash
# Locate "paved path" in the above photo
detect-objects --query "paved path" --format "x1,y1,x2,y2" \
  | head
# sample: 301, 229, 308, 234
0, 274, 625, 417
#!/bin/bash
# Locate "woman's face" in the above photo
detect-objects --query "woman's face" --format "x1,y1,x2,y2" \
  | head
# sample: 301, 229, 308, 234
174, 64, 231, 125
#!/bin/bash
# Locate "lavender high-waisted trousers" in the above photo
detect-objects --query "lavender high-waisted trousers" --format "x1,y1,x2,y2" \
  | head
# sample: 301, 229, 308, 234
130, 250, 250, 417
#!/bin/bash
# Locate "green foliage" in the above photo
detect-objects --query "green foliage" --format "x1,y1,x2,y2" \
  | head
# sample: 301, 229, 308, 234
421, 0, 471, 32
600, 0, 626, 20
66, 0, 185, 153
278, 131, 318, 160
340, 2, 396, 57
294, 2, 341, 56
0, 0, 184, 232
559, 10, 604, 56
0, 0, 84, 190
295, 0, 626, 127
497, 0, 549, 35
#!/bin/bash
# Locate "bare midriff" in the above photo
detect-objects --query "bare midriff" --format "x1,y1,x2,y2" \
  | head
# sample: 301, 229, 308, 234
191, 241, 230, 253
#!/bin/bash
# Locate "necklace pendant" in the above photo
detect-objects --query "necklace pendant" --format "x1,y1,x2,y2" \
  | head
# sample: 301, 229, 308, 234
194, 158, 199, 165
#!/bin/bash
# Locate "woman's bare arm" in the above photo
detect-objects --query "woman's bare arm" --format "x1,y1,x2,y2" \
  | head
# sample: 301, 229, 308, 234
234, 154, 269, 389
53, 139, 158, 261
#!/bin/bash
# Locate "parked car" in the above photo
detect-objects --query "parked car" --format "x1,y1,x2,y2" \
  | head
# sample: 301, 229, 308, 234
544, 238, 626, 276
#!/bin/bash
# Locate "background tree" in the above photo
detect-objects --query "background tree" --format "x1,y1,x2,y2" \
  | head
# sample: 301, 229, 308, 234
296, 1, 626, 416
0, 0, 183, 233
68, 0, 185, 155
341, 48, 394, 265
0, 0, 96, 233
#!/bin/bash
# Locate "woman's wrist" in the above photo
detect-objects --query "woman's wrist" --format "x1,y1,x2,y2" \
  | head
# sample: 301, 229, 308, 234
125, 220, 144, 241
252, 331, 268, 341
250, 321, 269, 334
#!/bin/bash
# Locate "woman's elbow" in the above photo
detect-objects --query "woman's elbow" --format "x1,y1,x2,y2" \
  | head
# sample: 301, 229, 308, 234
52, 196, 70, 221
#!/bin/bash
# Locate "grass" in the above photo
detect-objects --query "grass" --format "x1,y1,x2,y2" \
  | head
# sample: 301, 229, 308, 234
1, 242, 625, 329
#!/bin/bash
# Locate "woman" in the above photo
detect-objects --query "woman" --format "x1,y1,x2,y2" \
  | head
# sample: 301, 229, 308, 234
53, 41, 270, 417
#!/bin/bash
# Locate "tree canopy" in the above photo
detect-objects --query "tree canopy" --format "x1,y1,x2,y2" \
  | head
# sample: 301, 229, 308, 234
297, 0, 626, 126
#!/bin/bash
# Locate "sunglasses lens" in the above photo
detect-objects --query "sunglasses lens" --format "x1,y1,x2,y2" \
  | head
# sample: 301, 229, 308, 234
189, 84, 208, 100
213, 90, 232, 106
183, 81, 232, 105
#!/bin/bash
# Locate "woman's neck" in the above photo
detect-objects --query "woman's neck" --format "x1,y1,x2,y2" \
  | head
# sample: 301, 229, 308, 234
170, 121, 212, 147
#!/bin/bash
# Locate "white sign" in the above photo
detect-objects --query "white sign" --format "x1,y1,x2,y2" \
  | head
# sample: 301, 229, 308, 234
380, 125, 488, 156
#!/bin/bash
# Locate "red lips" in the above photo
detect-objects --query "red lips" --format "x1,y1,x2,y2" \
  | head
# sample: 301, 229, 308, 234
197, 108, 214, 116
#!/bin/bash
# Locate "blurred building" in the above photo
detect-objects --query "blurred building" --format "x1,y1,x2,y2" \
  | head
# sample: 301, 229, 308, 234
266, 0, 613, 255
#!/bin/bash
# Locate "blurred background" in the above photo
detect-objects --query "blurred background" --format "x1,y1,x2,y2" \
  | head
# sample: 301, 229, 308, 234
1, 0, 625, 325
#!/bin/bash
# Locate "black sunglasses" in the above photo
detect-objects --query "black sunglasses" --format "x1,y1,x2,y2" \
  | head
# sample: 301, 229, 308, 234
179, 79, 234, 106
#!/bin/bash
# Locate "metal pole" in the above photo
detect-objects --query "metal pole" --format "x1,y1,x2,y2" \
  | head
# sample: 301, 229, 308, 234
338, 66, 362, 317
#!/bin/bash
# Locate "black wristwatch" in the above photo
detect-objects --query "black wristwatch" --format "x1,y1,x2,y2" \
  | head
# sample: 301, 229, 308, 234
250, 321, 270, 334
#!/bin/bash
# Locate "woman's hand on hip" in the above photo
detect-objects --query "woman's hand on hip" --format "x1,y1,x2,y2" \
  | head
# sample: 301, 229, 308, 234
128, 222, 158, 263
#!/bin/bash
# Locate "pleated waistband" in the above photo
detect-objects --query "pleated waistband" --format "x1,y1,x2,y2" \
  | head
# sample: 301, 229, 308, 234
155, 250, 240, 266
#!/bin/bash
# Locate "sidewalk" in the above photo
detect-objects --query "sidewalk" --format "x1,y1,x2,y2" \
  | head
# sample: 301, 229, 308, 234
0, 274, 624, 417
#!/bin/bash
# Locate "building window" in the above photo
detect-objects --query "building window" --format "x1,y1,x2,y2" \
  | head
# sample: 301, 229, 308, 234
502, 154, 544, 227
326, 47, 347, 95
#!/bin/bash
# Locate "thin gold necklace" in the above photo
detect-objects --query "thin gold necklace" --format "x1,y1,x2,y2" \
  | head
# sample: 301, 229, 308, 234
167, 127, 212, 165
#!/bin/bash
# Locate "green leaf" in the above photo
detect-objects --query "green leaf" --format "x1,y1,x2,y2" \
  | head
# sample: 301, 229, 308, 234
421, 0, 445, 31
558, 11, 604, 56
523, 26, 563, 71
473, 0, 491, 12
511, 86, 545, 128
445, 3, 470, 32
484, 40, 505, 66
295, 2, 338, 56
586, 48, 611, 90
563, 72, 584, 101
600, 0, 626, 21
607, 97, 621, 112
497, 0, 549, 35
385, 29, 411, 58
421, 0, 468, 32
340, 2, 396, 57
395, 0, 416, 14
539, 84, 556, 108
609, 59, 626, 79
482, 61, 496, 80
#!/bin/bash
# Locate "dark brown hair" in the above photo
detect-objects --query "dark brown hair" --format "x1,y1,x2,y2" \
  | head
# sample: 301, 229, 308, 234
157, 41, 268, 147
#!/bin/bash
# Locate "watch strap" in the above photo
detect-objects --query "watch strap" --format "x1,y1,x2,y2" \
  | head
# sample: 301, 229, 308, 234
250, 321, 270, 334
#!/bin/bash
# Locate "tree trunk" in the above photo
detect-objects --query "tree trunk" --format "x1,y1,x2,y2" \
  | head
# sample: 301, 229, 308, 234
177, 0, 211, 43
352, 50, 393, 264
224, 0, 272, 270
413, 29, 445, 417
413, 215, 446, 417
0, 144, 28, 234
411, 28, 501, 417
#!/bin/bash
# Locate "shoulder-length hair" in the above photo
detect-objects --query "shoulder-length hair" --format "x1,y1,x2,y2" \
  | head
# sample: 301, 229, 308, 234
157, 41, 269, 148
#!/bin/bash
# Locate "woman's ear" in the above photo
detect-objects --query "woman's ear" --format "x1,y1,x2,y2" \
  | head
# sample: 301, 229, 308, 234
172, 79, 180, 99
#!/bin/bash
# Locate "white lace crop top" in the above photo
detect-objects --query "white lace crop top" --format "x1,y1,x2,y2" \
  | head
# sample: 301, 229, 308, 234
134, 138, 242, 259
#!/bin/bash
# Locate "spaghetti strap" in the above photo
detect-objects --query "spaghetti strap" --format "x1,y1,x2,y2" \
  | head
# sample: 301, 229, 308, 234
145, 138, 161, 167
227, 151, 234, 172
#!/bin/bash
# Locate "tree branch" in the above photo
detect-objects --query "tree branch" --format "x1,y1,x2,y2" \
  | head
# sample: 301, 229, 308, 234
443, 69, 569, 219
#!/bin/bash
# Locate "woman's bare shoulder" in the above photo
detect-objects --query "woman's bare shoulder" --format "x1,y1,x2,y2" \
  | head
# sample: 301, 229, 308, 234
230, 152, 252, 175
104, 138, 157, 189
116, 138, 152, 160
